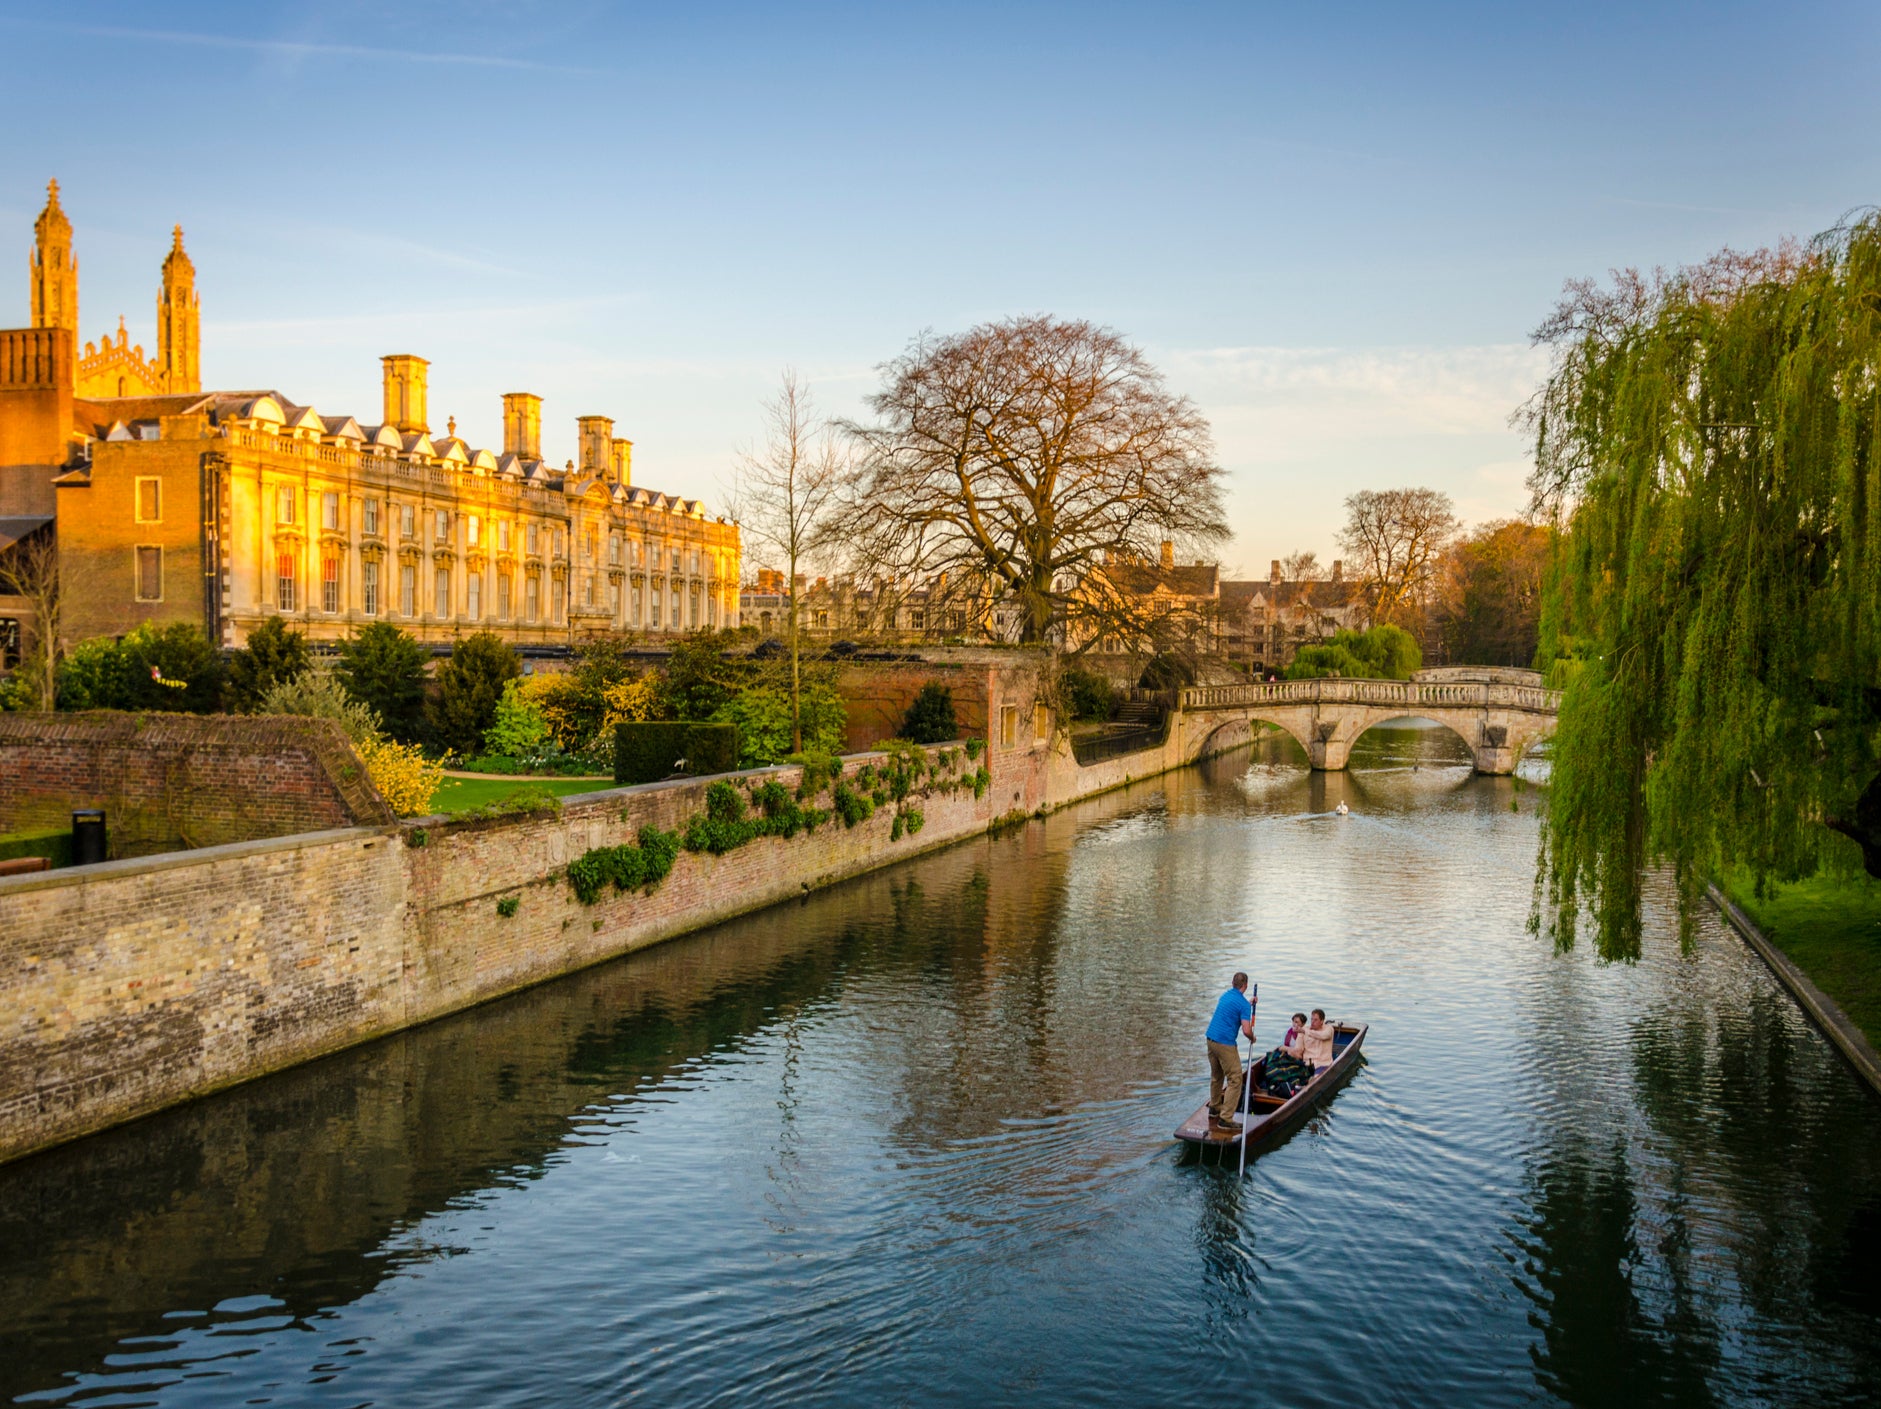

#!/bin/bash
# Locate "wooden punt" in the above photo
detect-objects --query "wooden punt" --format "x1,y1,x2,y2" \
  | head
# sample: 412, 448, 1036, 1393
1174, 1022, 1368, 1156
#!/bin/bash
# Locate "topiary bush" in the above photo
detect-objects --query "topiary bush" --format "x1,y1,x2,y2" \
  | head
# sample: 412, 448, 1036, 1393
899, 682, 958, 743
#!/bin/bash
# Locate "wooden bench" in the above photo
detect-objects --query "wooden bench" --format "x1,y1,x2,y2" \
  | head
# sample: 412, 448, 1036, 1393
0, 855, 51, 877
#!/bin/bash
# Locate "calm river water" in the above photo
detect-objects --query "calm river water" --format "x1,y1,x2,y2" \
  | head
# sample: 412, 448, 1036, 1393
4, 726, 1880, 1407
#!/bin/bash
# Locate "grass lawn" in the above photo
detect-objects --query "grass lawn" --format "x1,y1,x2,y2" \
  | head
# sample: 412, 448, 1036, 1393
1725, 871, 1881, 1047
428, 775, 612, 816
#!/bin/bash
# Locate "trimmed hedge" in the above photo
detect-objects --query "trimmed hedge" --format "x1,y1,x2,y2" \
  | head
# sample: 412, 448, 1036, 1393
0, 828, 73, 869
615, 721, 741, 784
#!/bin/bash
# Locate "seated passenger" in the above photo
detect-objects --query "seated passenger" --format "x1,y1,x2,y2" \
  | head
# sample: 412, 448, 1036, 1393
1282, 1013, 1308, 1059
1300, 1008, 1336, 1071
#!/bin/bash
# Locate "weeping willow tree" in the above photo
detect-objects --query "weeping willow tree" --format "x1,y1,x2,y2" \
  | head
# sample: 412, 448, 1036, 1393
1527, 212, 1881, 960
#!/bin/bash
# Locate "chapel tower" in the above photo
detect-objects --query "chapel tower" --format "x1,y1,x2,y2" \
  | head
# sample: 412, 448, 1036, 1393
29, 179, 77, 337
157, 225, 200, 394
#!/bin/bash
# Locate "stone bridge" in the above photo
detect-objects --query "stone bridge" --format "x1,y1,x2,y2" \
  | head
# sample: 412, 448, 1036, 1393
1176, 676, 1561, 774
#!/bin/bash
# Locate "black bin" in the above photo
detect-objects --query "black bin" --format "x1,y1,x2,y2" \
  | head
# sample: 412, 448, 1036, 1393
71, 809, 107, 866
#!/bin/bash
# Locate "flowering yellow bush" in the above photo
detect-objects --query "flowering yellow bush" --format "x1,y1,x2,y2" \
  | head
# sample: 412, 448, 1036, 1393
601, 675, 661, 732
513, 672, 590, 751
359, 735, 446, 816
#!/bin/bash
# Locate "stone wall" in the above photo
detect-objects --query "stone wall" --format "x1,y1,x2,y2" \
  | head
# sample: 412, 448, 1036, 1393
0, 662, 1254, 1166
0, 739, 1031, 1163
0, 711, 392, 856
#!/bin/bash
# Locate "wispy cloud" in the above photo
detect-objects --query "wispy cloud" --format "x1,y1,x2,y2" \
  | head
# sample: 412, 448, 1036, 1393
1, 19, 592, 74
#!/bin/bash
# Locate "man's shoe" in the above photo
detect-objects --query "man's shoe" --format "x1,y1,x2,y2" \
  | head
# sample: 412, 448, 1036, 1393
1211, 1116, 1243, 1132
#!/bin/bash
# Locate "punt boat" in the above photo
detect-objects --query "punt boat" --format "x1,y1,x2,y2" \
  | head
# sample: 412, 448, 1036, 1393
1174, 1021, 1368, 1157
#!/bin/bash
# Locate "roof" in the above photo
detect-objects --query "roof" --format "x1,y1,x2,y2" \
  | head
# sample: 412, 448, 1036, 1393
0, 515, 54, 553
1102, 562, 1220, 597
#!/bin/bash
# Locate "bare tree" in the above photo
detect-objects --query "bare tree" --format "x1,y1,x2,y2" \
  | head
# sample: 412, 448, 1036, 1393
728, 371, 845, 752
835, 316, 1228, 648
1338, 488, 1459, 627
0, 526, 60, 709
1280, 550, 1321, 581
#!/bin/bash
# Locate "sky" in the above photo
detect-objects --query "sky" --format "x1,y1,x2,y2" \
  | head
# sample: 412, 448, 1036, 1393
1, 0, 1876, 576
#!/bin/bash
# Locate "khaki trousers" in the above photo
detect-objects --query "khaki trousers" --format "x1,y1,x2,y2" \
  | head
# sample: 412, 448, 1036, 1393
1207, 1039, 1245, 1121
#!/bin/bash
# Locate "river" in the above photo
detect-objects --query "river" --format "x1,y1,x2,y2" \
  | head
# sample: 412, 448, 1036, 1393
3, 725, 1878, 1407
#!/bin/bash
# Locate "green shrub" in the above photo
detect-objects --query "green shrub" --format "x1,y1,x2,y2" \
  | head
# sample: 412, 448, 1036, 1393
1060, 668, 1114, 722
225, 617, 312, 712
57, 623, 225, 713
615, 721, 741, 783
485, 678, 554, 757
428, 631, 522, 756
1285, 625, 1422, 681
567, 825, 681, 904
902, 806, 925, 836
0, 828, 72, 868
335, 622, 430, 744
786, 750, 842, 798
832, 782, 875, 828
495, 895, 520, 918
965, 737, 985, 761
972, 765, 990, 799
685, 723, 741, 775
899, 683, 958, 743
258, 667, 383, 745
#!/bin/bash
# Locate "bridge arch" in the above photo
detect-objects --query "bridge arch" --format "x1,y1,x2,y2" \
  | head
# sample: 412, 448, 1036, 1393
1177, 678, 1561, 776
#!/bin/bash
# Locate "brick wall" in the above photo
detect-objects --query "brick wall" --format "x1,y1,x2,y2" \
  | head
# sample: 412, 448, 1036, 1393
0, 711, 393, 856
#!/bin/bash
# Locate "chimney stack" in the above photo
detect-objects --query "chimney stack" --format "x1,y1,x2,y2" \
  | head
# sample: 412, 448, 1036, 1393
1271, 559, 1282, 584
501, 392, 542, 460
610, 436, 633, 486
381, 354, 429, 434
1160, 540, 1175, 571
1331, 560, 1343, 583
577, 415, 613, 477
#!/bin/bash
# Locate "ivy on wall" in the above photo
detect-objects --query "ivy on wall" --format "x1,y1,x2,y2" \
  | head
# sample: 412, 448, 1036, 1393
565, 740, 986, 906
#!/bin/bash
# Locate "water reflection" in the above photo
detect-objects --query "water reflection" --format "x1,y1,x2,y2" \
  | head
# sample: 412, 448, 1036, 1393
2, 725, 1876, 1407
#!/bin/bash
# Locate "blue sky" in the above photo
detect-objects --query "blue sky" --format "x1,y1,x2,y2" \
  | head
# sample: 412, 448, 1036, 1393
2, 1, 1876, 574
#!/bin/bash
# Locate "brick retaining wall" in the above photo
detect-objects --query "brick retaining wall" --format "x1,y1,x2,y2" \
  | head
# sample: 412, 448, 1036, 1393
0, 712, 392, 856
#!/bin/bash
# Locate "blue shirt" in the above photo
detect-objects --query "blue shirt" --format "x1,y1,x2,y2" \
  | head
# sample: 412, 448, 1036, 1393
1205, 987, 1252, 1045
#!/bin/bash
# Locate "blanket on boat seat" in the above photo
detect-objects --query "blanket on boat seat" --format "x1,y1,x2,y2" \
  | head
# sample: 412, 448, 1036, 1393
1260, 1049, 1314, 1098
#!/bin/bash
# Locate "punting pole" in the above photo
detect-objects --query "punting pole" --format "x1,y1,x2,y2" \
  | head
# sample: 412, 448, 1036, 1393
1238, 982, 1258, 1176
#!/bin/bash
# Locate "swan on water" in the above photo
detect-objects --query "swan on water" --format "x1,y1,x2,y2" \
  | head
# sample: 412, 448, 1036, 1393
1335, 801, 1349, 816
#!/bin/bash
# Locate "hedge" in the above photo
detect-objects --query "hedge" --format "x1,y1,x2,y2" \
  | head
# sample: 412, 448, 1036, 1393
0, 828, 74, 869
615, 721, 741, 784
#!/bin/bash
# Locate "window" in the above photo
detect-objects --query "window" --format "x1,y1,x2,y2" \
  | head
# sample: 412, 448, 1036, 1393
276, 487, 296, 524
584, 575, 595, 607
631, 586, 641, 622
670, 549, 681, 572
498, 520, 510, 551
650, 591, 660, 628
0, 617, 19, 670
135, 477, 161, 523
468, 514, 480, 547
585, 527, 598, 561
276, 552, 296, 611
498, 572, 511, 620
553, 529, 563, 558
435, 568, 450, 618
363, 497, 379, 535
434, 509, 449, 544
552, 578, 565, 623
608, 582, 619, 615
363, 561, 380, 616
1000, 704, 1019, 749
401, 564, 416, 617
467, 575, 481, 620
1035, 703, 1050, 743
526, 523, 538, 555
525, 575, 539, 622
321, 556, 339, 613
608, 533, 620, 566
815, 611, 829, 629
322, 492, 339, 532
135, 546, 162, 602
401, 504, 415, 539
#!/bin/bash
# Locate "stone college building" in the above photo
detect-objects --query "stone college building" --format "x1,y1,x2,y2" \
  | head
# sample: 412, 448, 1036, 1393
0, 181, 740, 668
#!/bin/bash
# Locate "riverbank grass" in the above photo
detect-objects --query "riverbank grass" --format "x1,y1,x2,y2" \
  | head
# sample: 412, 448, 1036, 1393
1724, 871, 1881, 1047
429, 776, 610, 816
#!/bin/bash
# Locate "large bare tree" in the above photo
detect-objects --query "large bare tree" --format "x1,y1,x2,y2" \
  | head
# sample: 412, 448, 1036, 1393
0, 525, 60, 710
834, 316, 1228, 647
1338, 487, 1459, 628
728, 371, 845, 752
